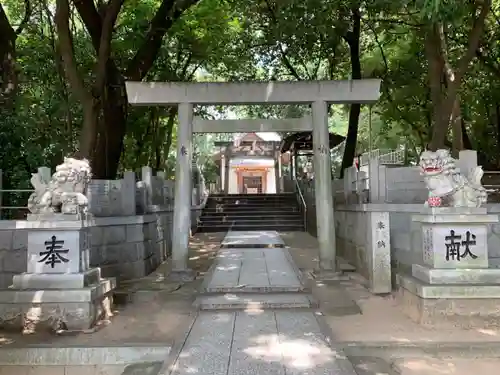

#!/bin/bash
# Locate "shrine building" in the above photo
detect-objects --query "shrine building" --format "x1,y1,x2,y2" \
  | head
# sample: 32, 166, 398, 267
213, 132, 288, 194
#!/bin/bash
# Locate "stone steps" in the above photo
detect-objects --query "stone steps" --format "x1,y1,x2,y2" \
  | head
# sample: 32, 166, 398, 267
194, 293, 316, 310
198, 194, 305, 232
0, 345, 170, 374
199, 223, 304, 233
201, 212, 301, 219
202, 285, 306, 294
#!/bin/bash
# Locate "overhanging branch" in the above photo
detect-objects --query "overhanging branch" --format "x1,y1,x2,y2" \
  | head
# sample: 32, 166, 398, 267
125, 0, 201, 80
94, 0, 124, 96
15, 0, 32, 35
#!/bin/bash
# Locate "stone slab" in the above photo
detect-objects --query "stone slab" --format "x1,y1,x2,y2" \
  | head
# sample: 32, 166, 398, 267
167, 311, 357, 375
229, 311, 285, 375
12, 268, 101, 290
311, 270, 349, 281
412, 264, 500, 285
0, 278, 115, 303
25, 215, 88, 224
348, 357, 397, 375
168, 269, 197, 282
221, 230, 285, 248
169, 312, 234, 375
392, 358, 500, 375
193, 117, 312, 133
194, 293, 315, 310
125, 79, 382, 105
28, 228, 90, 274
336, 257, 356, 272
0, 346, 170, 365
203, 248, 303, 293
397, 282, 500, 328
398, 274, 500, 299
274, 311, 358, 374
412, 209, 496, 223
421, 223, 488, 269
0, 278, 115, 331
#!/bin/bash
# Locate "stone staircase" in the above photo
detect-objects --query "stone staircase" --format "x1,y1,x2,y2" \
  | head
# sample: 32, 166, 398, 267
197, 193, 305, 232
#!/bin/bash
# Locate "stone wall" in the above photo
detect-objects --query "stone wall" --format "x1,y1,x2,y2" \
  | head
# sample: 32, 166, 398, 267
88, 214, 172, 282
331, 203, 500, 291
0, 221, 26, 288
384, 167, 427, 203
0, 164, 208, 288
0, 212, 174, 287
335, 206, 391, 294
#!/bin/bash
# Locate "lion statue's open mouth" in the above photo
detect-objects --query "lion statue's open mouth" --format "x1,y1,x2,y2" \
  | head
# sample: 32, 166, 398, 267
419, 149, 487, 208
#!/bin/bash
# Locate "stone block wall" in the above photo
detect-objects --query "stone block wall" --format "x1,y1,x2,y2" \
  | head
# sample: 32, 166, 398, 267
332, 203, 500, 291
385, 167, 427, 203
0, 211, 175, 288
0, 222, 27, 288
0, 165, 209, 288
88, 214, 172, 282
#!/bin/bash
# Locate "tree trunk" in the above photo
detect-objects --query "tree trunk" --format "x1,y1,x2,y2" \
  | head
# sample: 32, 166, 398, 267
163, 108, 177, 160
0, 5, 18, 106
340, 7, 361, 179
55, 0, 98, 159
427, 2, 491, 151
74, 0, 200, 179
155, 107, 177, 171
450, 96, 463, 157
461, 118, 472, 150
425, 25, 446, 150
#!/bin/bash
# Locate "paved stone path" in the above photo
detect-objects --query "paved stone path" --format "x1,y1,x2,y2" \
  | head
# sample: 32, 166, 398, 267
221, 230, 285, 247
161, 230, 358, 375
203, 247, 303, 292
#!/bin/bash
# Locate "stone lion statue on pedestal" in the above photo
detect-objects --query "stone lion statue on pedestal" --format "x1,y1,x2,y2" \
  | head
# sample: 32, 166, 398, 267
419, 149, 487, 208
28, 157, 92, 215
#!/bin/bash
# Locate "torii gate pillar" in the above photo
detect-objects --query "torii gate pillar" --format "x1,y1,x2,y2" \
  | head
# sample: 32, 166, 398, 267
170, 103, 196, 281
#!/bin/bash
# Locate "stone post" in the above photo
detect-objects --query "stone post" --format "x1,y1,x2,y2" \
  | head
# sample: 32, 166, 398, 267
274, 150, 280, 193
278, 152, 283, 192
122, 171, 136, 215
171, 103, 196, 281
220, 155, 226, 193
141, 166, 153, 208
293, 151, 298, 180
224, 146, 231, 194
368, 159, 386, 203
38, 167, 51, 183
312, 100, 337, 275
458, 150, 478, 180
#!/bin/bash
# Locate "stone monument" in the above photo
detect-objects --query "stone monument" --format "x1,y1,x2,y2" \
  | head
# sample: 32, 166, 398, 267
398, 149, 500, 327
0, 157, 116, 333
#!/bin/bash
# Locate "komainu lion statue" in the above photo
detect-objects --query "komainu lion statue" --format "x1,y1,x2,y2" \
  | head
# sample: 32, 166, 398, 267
28, 158, 92, 215
419, 149, 487, 208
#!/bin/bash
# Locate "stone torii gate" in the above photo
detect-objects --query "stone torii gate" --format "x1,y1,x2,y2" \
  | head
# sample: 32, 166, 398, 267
125, 80, 381, 280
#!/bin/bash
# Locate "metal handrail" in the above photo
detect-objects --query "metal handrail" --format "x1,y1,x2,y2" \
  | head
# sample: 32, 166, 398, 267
294, 179, 307, 231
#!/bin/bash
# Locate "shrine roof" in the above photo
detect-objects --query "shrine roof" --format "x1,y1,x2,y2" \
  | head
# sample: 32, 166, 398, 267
280, 132, 345, 153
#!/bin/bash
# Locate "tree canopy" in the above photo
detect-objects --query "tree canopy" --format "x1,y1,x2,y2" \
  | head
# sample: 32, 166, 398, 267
1, 0, 499, 208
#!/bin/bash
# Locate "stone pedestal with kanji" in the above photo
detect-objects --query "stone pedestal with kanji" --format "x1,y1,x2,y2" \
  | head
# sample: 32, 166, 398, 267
397, 207, 500, 328
0, 215, 116, 333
